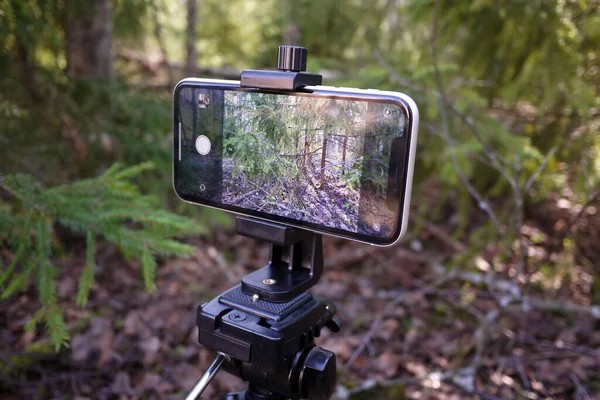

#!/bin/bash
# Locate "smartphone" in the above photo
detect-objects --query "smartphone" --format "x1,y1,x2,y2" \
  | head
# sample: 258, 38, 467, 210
173, 78, 419, 246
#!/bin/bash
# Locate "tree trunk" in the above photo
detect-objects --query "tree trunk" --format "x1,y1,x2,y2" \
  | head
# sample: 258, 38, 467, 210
65, 0, 113, 78
282, 0, 301, 45
361, 102, 381, 190
303, 119, 309, 170
341, 133, 348, 175
151, 1, 174, 86
15, 41, 40, 103
320, 121, 329, 186
186, 0, 198, 76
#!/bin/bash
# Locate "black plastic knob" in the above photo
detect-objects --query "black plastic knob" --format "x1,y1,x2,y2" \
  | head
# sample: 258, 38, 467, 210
277, 46, 308, 72
299, 346, 337, 400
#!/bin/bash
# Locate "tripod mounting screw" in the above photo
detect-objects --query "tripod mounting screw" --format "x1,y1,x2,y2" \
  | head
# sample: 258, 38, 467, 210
299, 347, 337, 400
228, 311, 247, 322
277, 46, 308, 72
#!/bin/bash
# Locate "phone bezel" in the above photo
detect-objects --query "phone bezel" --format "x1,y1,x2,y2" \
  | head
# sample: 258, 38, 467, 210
173, 78, 419, 246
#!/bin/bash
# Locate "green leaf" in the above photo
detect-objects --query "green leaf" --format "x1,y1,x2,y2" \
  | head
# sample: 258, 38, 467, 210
25, 304, 70, 351
36, 218, 57, 305
110, 161, 155, 181
2, 258, 35, 299
76, 231, 96, 307
141, 246, 157, 292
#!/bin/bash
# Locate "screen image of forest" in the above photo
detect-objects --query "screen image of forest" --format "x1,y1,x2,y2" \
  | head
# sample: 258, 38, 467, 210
177, 88, 408, 239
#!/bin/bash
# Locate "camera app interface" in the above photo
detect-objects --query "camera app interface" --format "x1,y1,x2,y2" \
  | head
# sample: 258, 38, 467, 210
175, 87, 409, 240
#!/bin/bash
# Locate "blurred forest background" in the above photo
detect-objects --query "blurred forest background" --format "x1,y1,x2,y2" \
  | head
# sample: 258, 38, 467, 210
1, 0, 599, 399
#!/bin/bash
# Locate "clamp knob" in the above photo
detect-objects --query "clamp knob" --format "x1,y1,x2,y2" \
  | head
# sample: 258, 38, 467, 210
277, 46, 308, 72
300, 347, 337, 400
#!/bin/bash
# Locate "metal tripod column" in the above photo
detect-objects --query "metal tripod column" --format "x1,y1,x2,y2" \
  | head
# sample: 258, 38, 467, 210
185, 353, 228, 400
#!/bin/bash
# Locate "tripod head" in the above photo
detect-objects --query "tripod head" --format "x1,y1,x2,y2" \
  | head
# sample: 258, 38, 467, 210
184, 46, 341, 400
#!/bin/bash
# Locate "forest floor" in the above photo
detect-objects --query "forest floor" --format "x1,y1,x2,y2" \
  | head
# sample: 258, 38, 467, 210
222, 159, 375, 234
1, 205, 599, 399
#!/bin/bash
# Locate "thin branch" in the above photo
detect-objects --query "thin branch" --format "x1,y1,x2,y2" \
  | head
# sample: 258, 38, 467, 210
344, 294, 406, 368
437, 97, 504, 233
513, 154, 527, 278
516, 337, 600, 357
569, 189, 600, 229
422, 122, 497, 168
512, 354, 531, 390
570, 373, 592, 400
582, 159, 594, 201
428, 0, 515, 184
525, 146, 560, 191
338, 367, 498, 400
522, 297, 600, 319
373, 50, 432, 94
345, 275, 451, 369
428, 1, 504, 235
206, 245, 238, 283
150, 0, 174, 86
0, 177, 47, 214
557, 189, 600, 245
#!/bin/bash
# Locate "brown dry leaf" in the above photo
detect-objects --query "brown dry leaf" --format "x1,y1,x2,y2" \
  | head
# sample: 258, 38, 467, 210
71, 316, 115, 367
404, 360, 428, 378
320, 338, 354, 361
16, 330, 36, 348
166, 280, 184, 296
556, 328, 577, 343
123, 311, 153, 339
403, 290, 427, 307
439, 337, 460, 357
378, 318, 400, 341
134, 372, 161, 392
140, 336, 161, 365
123, 311, 140, 336
157, 381, 175, 394
173, 363, 214, 396
313, 281, 347, 299
536, 360, 553, 382
373, 352, 402, 378
57, 275, 76, 299
402, 319, 424, 353
213, 372, 246, 393
111, 371, 133, 395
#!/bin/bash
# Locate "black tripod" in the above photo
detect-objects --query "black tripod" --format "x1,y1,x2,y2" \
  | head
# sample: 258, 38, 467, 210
184, 47, 341, 400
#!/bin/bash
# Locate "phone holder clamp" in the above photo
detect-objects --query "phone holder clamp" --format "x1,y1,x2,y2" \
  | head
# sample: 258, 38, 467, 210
184, 46, 339, 400
241, 45, 323, 91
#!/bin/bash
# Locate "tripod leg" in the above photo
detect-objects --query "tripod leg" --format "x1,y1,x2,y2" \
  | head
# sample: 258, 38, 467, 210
185, 353, 228, 400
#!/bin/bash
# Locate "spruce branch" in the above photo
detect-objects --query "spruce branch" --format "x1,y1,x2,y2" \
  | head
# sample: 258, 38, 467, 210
76, 231, 96, 307
0, 162, 200, 349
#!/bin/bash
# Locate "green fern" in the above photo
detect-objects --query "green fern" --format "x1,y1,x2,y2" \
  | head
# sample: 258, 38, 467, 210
0, 162, 201, 350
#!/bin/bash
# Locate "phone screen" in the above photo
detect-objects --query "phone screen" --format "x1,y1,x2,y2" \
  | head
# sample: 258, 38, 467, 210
174, 84, 411, 244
